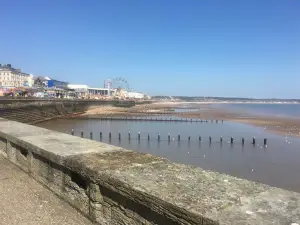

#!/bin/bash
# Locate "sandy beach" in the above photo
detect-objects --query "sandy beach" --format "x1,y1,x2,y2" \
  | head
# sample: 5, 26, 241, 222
76, 102, 300, 138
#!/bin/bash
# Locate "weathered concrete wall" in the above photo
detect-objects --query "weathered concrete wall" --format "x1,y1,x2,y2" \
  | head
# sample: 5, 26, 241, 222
0, 98, 150, 108
0, 118, 299, 225
0, 99, 139, 124
0, 99, 137, 111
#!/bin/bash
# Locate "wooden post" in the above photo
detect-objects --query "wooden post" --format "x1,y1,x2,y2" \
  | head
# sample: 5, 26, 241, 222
230, 137, 233, 144
242, 137, 245, 145
71, 129, 74, 136
100, 132, 102, 141
158, 134, 160, 142
81, 130, 84, 138
264, 138, 267, 146
90, 132, 93, 140
209, 136, 212, 143
128, 131, 131, 140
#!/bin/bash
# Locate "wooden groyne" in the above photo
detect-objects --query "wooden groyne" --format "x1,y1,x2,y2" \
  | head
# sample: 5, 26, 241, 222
73, 116, 224, 123
71, 130, 268, 146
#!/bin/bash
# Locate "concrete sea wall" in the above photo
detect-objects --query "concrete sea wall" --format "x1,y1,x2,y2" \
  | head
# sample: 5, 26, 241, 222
0, 118, 299, 225
0, 99, 137, 124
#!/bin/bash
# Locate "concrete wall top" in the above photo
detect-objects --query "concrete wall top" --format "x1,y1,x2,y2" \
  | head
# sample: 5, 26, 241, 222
0, 118, 299, 224
0, 119, 123, 158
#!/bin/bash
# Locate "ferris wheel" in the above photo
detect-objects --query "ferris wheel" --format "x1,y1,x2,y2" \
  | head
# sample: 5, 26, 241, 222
111, 77, 130, 90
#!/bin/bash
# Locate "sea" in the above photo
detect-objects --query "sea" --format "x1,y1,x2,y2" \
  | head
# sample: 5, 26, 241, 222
213, 103, 300, 117
37, 103, 300, 192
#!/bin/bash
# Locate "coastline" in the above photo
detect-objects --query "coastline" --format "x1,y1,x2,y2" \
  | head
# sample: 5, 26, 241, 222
73, 102, 300, 138
151, 101, 300, 105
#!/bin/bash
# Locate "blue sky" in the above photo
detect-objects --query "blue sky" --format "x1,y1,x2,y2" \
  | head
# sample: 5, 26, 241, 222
1, 0, 299, 98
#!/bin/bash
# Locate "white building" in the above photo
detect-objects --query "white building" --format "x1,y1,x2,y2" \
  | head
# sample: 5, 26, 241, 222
25, 74, 34, 87
67, 84, 89, 97
127, 91, 146, 99
68, 84, 89, 91
88, 87, 114, 96
0, 64, 34, 87
68, 84, 117, 97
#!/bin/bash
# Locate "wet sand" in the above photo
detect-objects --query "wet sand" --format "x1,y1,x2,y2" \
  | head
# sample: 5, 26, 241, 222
82, 104, 174, 116
182, 109, 300, 138
75, 102, 300, 138
153, 103, 300, 137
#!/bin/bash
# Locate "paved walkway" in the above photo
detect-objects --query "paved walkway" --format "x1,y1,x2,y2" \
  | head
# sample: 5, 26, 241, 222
0, 155, 93, 225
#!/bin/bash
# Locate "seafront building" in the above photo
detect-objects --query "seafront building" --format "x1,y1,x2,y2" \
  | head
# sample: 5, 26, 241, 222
34, 76, 69, 89
0, 63, 150, 99
68, 84, 114, 96
0, 64, 34, 87
127, 91, 149, 99
67, 84, 150, 99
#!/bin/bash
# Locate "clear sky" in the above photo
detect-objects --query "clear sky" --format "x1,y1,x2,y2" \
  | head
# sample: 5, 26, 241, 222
1, 0, 299, 98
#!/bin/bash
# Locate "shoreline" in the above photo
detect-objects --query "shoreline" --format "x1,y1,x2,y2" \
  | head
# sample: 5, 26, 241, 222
70, 103, 300, 138
153, 101, 300, 105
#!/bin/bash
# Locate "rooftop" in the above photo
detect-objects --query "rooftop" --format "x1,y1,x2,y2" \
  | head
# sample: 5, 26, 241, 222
0, 64, 30, 76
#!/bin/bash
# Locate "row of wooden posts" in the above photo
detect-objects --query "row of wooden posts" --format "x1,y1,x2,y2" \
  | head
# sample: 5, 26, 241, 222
97, 117, 224, 123
71, 130, 267, 146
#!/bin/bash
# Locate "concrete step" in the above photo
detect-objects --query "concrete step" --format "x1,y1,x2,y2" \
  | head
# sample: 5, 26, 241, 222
1, 115, 45, 122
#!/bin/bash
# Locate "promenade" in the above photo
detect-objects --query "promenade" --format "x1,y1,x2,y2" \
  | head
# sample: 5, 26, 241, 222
0, 155, 93, 225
